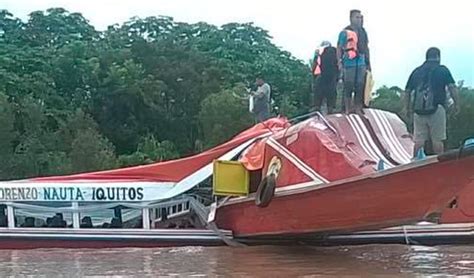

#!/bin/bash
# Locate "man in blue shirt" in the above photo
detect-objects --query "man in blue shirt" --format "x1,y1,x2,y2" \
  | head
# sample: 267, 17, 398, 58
337, 9, 370, 114
404, 47, 460, 156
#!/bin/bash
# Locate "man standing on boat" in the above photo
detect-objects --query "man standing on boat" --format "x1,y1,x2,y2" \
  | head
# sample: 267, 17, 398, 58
337, 9, 371, 114
251, 76, 272, 123
312, 41, 339, 114
404, 47, 460, 156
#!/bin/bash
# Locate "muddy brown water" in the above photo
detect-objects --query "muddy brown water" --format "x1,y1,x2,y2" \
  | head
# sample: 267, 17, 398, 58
1, 244, 474, 277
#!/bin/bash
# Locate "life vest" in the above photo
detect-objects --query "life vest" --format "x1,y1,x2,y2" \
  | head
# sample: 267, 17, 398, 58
313, 47, 326, 75
344, 29, 358, 59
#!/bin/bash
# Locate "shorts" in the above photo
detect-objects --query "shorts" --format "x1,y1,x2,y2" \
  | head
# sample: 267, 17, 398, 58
414, 105, 447, 142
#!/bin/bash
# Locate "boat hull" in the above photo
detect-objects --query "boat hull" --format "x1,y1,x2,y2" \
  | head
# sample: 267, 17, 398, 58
215, 154, 474, 238
239, 223, 474, 246
440, 181, 474, 224
0, 228, 229, 249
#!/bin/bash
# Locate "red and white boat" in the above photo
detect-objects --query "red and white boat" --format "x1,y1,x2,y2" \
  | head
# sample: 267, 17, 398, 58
214, 109, 474, 240
0, 109, 472, 249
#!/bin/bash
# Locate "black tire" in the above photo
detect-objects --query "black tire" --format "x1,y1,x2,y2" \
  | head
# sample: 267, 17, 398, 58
255, 174, 276, 208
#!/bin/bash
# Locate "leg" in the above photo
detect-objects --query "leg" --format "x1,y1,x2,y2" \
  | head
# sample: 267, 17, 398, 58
261, 107, 270, 121
344, 95, 352, 114
414, 140, 425, 157
326, 77, 337, 115
313, 76, 323, 111
429, 105, 447, 155
327, 103, 334, 115
343, 67, 356, 114
413, 113, 429, 157
432, 140, 444, 154
353, 65, 367, 114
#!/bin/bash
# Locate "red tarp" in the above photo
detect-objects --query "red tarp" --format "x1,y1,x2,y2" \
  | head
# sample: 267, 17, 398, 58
246, 109, 413, 188
32, 118, 289, 183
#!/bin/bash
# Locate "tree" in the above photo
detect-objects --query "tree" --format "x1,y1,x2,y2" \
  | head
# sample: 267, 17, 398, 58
0, 8, 472, 181
0, 92, 16, 178
447, 87, 474, 148
69, 129, 117, 173
118, 135, 179, 167
198, 86, 254, 148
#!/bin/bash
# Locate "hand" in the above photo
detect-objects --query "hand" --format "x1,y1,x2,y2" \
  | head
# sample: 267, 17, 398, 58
337, 71, 344, 83
454, 103, 461, 116
401, 106, 412, 120
400, 107, 407, 118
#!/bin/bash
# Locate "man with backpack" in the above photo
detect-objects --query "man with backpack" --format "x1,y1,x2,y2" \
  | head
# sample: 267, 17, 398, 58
312, 41, 339, 114
404, 47, 460, 156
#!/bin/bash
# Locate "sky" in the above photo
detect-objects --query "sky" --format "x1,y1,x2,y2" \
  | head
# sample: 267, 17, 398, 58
3, 0, 474, 88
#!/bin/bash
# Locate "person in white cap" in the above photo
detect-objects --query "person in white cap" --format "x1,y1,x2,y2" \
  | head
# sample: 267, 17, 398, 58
311, 41, 339, 114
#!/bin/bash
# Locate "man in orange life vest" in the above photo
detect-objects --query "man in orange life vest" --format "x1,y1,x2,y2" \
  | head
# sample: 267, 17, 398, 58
311, 41, 339, 114
337, 9, 371, 114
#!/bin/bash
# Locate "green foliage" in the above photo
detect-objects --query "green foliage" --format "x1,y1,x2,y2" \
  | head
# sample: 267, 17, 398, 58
69, 129, 117, 173
0, 8, 472, 180
371, 86, 410, 128
447, 87, 474, 148
198, 86, 254, 148
277, 95, 299, 118
118, 135, 179, 167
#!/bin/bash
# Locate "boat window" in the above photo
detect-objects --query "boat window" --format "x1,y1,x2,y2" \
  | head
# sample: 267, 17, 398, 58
14, 209, 71, 228
78, 207, 142, 229
0, 205, 7, 227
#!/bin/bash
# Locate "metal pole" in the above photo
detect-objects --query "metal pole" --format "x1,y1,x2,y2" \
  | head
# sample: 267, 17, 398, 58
72, 202, 80, 229
7, 204, 15, 228
142, 208, 150, 229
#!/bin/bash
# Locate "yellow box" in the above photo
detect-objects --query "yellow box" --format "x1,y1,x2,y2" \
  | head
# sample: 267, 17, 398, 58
213, 160, 249, 196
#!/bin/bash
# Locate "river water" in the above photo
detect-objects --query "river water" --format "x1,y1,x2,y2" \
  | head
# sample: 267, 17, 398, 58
1, 244, 474, 277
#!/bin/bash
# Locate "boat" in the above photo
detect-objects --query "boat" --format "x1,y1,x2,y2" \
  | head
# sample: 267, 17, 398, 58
0, 119, 289, 249
213, 109, 474, 240
0, 108, 472, 249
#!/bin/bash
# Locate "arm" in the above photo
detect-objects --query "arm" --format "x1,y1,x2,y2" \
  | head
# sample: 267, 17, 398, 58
336, 31, 346, 73
447, 84, 460, 114
336, 47, 343, 72
365, 47, 371, 71
363, 28, 371, 71
403, 90, 411, 112
403, 71, 416, 115
443, 67, 460, 114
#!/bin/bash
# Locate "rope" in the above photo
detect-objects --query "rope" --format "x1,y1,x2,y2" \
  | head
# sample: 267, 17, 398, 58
403, 226, 410, 245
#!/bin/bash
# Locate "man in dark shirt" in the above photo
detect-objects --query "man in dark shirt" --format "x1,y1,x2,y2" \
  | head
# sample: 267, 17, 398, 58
404, 47, 460, 156
312, 41, 339, 114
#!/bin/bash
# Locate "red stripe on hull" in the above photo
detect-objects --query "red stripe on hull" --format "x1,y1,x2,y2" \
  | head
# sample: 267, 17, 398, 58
0, 238, 222, 250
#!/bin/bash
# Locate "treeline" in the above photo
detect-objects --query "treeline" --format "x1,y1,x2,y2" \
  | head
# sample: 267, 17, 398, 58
0, 8, 472, 180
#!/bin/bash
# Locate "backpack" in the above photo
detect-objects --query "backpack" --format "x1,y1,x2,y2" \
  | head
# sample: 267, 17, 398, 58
412, 67, 438, 115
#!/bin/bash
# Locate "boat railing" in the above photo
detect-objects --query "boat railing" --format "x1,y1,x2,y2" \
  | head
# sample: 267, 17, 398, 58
149, 195, 210, 227
0, 194, 210, 231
